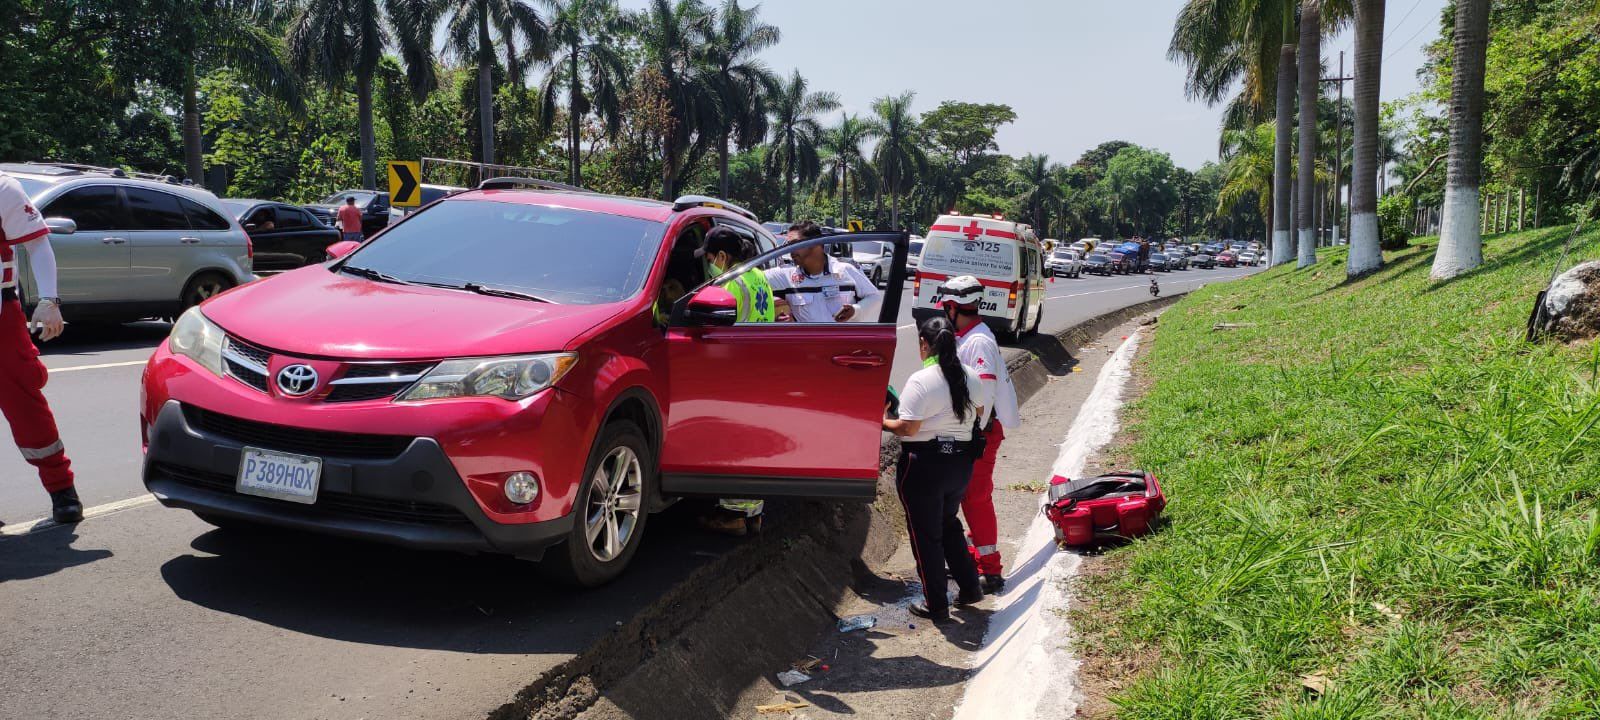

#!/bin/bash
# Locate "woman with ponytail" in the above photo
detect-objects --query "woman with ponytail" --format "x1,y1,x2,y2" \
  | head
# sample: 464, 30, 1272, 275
882, 316, 992, 621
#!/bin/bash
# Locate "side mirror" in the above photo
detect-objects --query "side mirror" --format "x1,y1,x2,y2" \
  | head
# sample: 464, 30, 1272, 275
45, 217, 76, 235
243, 222, 259, 232
683, 285, 737, 326
325, 240, 361, 260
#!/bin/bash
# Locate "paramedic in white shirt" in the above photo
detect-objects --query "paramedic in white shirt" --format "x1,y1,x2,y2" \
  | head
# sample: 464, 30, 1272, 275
935, 275, 1019, 594
766, 221, 881, 323
0, 171, 80, 524
881, 316, 992, 623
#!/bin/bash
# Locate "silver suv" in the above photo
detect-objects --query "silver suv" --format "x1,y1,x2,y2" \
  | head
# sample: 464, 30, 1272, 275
2, 163, 254, 323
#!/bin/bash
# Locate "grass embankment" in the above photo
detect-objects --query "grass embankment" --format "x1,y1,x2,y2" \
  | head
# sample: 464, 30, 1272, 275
1076, 226, 1600, 719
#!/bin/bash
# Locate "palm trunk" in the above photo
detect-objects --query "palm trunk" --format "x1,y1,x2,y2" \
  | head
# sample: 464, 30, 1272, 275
1296, 0, 1320, 268
1272, 41, 1296, 266
182, 61, 204, 184
477, 6, 496, 166
1349, 0, 1385, 276
784, 138, 796, 221
840, 163, 850, 227
357, 71, 377, 190
1431, 0, 1491, 280
718, 131, 731, 199
569, 53, 582, 186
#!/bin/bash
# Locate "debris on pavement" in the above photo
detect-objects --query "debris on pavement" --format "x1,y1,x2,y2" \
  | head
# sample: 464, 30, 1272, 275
776, 669, 812, 687
836, 614, 877, 632
757, 700, 810, 713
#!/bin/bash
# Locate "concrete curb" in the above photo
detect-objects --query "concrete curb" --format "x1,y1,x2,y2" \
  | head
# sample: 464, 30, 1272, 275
498, 289, 1193, 720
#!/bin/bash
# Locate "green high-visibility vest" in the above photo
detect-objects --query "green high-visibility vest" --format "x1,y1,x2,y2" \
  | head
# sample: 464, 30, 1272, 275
724, 267, 775, 323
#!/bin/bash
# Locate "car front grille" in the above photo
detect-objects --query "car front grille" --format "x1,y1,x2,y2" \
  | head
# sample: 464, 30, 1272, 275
326, 361, 433, 403
223, 337, 271, 392
183, 404, 415, 460
221, 336, 433, 403
153, 463, 470, 525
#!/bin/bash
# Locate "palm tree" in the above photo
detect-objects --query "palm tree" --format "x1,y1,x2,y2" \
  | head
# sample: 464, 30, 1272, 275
1169, 0, 1300, 265
635, 0, 717, 199
1431, 0, 1491, 280
1012, 154, 1063, 235
1296, 0, 1321, 268
178, 0, 304, 186
438, 0, 548, 165
1218, 124, 1278, 240
766, 70, 838, 221
702, 0, 780, 199
869, 91, 927, 229
537, 0, 630, 186
817, 114, 875, 226
288, 0, 435, 189
1347, 0, 1384, 277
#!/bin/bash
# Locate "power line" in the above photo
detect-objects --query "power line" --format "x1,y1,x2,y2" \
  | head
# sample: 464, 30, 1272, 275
1386, 21, 1434, 61
1384, 0, 1426, 42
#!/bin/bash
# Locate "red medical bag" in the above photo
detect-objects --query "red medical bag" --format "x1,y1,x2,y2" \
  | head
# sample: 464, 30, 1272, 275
1043, 471, 1166, 547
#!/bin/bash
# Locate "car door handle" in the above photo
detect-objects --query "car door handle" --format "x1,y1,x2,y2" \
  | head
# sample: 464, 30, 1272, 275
180, 237, 201, 245
832, 351, 886, 369
101, 237, 127, 245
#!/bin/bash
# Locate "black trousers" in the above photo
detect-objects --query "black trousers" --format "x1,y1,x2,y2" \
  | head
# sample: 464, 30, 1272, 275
895, 443, 982, 615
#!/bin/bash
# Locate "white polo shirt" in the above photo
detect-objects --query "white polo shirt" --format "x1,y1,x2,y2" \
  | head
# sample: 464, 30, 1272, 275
766, 257, 882, 323
954, 320, 1020, 428
897, 364, 990, 442
0, 174, 48, 292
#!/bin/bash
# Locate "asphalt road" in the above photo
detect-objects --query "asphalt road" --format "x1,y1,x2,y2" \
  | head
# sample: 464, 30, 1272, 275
0, 262, 1256, 720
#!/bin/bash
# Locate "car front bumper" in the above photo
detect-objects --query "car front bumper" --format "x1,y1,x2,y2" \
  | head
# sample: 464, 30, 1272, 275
142, 399, 573, 558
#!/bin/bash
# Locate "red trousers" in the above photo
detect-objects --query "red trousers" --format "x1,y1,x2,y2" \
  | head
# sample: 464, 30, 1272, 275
0, 299, 73, 492
962, 421, 1004, 575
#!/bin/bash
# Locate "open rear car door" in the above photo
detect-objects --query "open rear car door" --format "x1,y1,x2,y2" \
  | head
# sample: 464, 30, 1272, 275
661, 231, 910, 501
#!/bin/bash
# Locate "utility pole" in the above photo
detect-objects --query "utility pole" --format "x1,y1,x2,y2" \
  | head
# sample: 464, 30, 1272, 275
1322, 52, 1353, 246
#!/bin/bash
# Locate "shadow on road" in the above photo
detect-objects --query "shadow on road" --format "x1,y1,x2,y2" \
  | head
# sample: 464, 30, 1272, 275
158, 504, 732, 654
0, 526, 114, 583
39, 320, 170, 358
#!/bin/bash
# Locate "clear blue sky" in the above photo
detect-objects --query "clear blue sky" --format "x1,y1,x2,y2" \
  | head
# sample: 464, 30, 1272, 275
617, 0, 1449, 171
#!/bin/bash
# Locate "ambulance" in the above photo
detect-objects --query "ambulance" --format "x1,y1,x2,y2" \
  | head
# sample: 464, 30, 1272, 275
912, 213, 1047, 341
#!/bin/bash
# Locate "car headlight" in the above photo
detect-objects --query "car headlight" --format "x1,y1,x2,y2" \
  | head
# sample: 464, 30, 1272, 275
399, 353, 578, 401
168, 306, 226, 376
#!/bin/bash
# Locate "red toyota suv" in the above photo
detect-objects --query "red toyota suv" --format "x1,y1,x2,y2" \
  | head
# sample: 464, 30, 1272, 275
140, 183, 907, 585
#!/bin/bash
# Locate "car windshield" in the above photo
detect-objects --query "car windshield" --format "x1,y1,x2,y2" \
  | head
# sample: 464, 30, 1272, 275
1054, 250, 1075, 258
341, 200, 664, 305
909, 241, 923, 254
854, 241, 886, 255
1087, 253, 1108, 261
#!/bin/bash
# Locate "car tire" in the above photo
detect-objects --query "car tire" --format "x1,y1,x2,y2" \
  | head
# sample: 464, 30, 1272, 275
542, 419, 653, 588
181, 272, 236, 310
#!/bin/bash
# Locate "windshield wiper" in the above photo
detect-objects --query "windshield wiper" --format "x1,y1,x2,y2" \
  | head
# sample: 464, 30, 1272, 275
462, 282, 552, 303
340, 265, 410, 285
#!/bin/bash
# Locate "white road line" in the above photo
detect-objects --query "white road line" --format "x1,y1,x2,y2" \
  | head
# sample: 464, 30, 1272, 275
0, 494, 159, 539
47, 359, 148, 373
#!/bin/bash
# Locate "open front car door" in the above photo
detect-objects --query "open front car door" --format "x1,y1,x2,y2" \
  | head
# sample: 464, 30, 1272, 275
661, 231, 909, 501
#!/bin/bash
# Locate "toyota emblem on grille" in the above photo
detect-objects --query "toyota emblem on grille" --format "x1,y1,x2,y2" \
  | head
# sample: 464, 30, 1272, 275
276, 364, 319, 397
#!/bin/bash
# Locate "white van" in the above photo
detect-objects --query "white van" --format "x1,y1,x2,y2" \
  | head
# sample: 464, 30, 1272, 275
912, 213, 1046, 341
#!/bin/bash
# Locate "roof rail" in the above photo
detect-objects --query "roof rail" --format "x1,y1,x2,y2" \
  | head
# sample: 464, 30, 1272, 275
672, 195, 758, 222
27, 162, 192, 186
477, 176, 592, 193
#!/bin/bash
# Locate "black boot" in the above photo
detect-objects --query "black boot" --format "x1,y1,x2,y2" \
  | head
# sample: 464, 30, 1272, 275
50, 487, 83, 524
908, 600, 952, 623
980, 574, 1006, 595
955, 587, 985, 606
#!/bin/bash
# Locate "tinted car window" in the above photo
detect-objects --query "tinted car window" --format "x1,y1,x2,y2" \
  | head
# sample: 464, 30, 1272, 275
274, 206, 310, 229
181, 197, 231, 230
126, 188, 190, 230
344, 200, 664, 305
44, 185, 125, 231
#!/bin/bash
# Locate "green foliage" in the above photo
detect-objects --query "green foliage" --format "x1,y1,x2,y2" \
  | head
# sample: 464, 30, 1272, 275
1377, 194, 1413, 250
919, 101, 1016, 167
1103, 146, 1181, 236
1080, 224, 1600, 717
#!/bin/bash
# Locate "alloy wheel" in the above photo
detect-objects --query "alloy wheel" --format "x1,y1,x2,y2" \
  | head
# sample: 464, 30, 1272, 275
584, 445, 644, 562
